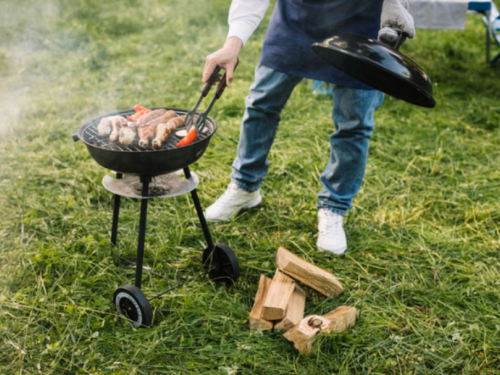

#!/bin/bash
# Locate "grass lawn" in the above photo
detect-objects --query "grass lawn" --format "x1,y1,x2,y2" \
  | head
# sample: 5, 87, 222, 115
1, 0, 500, 373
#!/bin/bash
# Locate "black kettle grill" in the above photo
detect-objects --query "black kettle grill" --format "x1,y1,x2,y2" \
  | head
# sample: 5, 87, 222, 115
73, 68, 240, 328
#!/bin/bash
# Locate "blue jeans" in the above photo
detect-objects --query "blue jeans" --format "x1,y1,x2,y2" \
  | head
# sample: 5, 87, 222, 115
231, 64, 384, 216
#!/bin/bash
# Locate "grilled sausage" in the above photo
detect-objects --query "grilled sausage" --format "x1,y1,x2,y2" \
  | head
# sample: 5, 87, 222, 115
167, 114, 188, 128
151, 115, 187, 150
109, 116, 127, 142
138, 124, 157, 148
151, 123, 177, 150
137, 109, 167, 125
145, 110, 176, 128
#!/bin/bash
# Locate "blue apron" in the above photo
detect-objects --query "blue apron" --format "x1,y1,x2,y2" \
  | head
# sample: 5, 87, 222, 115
260, 0, 384, 89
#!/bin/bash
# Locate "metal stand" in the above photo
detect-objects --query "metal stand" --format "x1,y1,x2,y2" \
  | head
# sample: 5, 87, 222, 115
106, 169, 239, 328
134, 176, 151, 288
184, 167, 214, 250
111, 173, 122, 246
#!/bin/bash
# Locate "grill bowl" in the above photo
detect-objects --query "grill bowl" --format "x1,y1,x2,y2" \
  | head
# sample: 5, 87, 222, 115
75, 107, 217, 176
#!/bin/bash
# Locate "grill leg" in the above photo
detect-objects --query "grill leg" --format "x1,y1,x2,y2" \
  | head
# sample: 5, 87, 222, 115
184, 167, 214, 249
111, 173, 123, 246
135, 178, 151, 289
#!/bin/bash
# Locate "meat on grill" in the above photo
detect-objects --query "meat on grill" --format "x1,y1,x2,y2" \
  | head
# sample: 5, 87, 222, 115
97, 117, 113, 136
137, 109, 167, 125
97, 109, 191, 149
137, 111, 177, 148
146, 110, 176, 128
152, 115, 187, 150
119, 124, 138, 145
138, 124, 157, 148
98, 115, 126, 137
109, 116, 128, 142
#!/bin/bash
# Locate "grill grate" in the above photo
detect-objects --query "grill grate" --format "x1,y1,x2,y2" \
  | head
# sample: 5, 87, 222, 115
80, 109, 214, 153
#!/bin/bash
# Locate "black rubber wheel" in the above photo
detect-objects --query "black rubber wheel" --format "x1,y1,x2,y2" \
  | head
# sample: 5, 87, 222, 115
203, 243, 240, 285
113, 284, 153, 328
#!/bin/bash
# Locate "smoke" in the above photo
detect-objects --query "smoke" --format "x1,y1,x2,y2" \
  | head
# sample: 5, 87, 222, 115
0, 91, 23, 138
0, 0, 60, 139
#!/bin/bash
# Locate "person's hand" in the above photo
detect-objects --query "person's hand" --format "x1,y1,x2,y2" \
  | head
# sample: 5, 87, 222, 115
378, 0, 415, 47
203, 36, 243, 86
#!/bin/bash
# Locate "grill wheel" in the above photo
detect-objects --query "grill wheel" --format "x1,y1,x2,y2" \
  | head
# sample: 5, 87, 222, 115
203, 244, 240, 286
113, 284, 153, 328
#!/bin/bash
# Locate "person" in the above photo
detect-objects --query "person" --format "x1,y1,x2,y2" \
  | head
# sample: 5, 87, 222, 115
203, 0, 415, 255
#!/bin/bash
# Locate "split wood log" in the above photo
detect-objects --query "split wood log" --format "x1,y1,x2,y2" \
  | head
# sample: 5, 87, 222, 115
274, 284, 306, 332
275, 247, 344, 298
249, 275, 274, 331
283, 315, 327, 354
261, 269, 296, 321
283, 306, 357, 354
322, 305, 357, 334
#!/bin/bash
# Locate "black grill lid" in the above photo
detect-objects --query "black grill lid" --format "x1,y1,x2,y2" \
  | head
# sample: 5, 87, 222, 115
312, 34, 436, 108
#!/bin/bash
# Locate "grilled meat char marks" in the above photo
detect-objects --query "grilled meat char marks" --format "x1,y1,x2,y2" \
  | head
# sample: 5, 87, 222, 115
152, 115, 187, 150
136, 109, 172, 148
146, 110, 176, 128
97, 109, 188, 149
137, 109, 167, 125
138, 124, 157, 148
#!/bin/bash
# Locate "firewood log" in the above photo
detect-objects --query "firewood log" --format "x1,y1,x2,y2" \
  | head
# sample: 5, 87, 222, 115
284, 306, 357, 354
249, 275, 274, 331
274, 284, 306, 332
275, 247, 343, 298
261, 269, 296, 321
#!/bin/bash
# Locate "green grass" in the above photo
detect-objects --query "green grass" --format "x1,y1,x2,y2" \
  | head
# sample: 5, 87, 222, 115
1, 0, 500, 373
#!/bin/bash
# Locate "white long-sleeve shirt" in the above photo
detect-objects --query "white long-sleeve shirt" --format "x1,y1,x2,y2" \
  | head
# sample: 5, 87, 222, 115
227, 0, 270, 46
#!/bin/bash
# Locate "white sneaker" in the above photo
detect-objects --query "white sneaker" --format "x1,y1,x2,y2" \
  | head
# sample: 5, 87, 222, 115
317, 209, 347, 255
205, 183, 262, 222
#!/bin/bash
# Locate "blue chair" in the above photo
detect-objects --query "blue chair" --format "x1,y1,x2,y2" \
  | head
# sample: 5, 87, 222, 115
472, 1, 500, 64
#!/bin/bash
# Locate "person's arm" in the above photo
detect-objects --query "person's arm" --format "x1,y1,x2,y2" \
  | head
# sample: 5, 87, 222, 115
378, 0, 415, 47
202, 0, 269, 86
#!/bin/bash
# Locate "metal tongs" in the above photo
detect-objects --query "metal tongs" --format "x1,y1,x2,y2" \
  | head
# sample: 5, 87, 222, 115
177, 61, 238, 147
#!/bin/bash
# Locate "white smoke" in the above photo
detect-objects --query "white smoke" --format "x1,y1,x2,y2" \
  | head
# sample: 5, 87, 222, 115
0, 0, 60, 139
0, 91, 23, 138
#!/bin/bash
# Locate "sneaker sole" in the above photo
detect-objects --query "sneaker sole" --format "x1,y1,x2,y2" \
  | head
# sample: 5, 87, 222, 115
205, 195, 262, 223
316, 241, 347, 255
